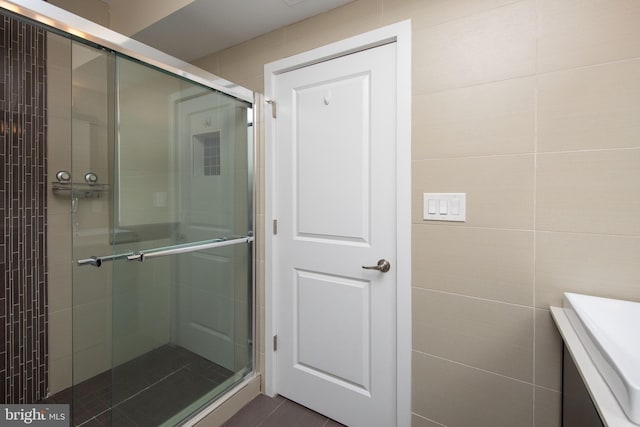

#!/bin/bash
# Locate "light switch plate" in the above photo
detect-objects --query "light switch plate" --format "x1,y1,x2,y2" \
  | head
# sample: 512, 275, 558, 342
423, 193, 466, 222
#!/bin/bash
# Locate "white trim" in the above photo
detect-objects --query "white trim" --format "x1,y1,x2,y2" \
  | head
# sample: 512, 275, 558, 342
264, 20, 412, 426
181, 374, 260, 427
550, 307, 636, 427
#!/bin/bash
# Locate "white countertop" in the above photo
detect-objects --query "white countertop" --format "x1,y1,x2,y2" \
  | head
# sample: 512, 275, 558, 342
550, 306, 638, 427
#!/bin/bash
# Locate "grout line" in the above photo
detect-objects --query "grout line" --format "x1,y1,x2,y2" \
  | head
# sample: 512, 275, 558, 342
535, 229, 640, 239
413, 72, 538, 97
412, 412, 447, 427
116, 368, 187, 406
536, 383, 561, 393
412, 223, 535, 233
412, 222, 640, 239
78, 364, 192, 426
413, 350, 535, 387
255, 397, 287, 427
412, 287, 536, 310
414, 56, 640, 98
537, 55, 640, 78
532, 29, 540, 426
412, 152, 535, 162
412, 146, 640, 163
75, 408, 111, 427
408, 0, 526, 36
536, 146, 640, 156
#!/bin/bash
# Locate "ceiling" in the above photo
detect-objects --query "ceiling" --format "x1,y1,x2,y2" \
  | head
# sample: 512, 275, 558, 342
131, 0, 354, 62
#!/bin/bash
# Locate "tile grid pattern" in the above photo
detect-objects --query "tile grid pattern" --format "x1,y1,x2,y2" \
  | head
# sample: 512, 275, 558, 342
0, 12, 48, 403
43, 345, 235, 427
192, 0, 640, 425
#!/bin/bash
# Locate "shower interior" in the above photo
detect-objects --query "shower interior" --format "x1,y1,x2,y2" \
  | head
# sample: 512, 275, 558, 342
6, 8, 254, 426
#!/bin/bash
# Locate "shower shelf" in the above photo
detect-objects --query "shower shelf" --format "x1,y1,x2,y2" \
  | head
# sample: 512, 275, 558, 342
52, 182, 109, 198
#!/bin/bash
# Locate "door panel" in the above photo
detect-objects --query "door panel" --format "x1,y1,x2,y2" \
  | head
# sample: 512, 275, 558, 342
296, 72, 370, 242
275, 42, 397, 427
175, 93, 247, 371
176, 249, 234, 368
295, 270, 371, 392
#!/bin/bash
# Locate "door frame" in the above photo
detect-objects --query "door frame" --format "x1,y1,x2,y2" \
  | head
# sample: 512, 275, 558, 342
264, 20, 412, 426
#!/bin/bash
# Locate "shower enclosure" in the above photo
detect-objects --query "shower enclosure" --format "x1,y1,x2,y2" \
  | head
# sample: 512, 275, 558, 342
1, 3, 254, 426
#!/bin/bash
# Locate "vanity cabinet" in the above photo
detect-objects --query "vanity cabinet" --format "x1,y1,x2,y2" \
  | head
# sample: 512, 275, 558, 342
563, 345, 604, 427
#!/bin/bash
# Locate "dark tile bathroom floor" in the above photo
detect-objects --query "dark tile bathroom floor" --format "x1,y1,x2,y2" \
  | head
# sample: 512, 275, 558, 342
42, 345, 233, 427
223, 394, 345, 427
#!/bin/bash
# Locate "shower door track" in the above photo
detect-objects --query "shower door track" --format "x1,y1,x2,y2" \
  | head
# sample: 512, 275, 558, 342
77, 236, 255, 267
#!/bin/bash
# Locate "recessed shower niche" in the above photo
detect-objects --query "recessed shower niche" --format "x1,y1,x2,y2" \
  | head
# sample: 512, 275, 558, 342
193, 131, 222, 177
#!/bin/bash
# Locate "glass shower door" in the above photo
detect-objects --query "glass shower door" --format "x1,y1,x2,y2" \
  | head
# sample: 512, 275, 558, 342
69, 40, 116, 426
109, 55, 253, 425
71, 47, 253, 426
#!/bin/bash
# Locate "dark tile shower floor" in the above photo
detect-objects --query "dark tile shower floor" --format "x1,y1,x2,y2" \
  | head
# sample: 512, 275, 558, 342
42, 345, 233, 427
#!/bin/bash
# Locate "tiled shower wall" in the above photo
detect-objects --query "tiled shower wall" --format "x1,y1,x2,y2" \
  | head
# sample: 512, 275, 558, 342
0, 12, 48, 403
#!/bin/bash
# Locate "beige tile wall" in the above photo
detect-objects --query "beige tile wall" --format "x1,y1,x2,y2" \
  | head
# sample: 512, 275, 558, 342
47, 35, 116, 393
191, 0, 640, 425
47, 32, 74, 395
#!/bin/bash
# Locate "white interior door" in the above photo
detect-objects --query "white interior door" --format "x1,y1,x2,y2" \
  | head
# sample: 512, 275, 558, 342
175, 93, 239, 370
273, 42, 397, 427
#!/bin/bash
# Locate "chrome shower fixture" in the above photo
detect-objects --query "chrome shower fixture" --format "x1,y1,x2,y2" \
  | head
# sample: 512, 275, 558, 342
56, 170, 71, 183
84, 172, 98, 184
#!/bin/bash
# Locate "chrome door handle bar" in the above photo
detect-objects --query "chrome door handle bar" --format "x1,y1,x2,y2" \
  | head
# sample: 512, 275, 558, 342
77, 236, 254, 268
76, 253, 131, 267
126, 236, 254, 262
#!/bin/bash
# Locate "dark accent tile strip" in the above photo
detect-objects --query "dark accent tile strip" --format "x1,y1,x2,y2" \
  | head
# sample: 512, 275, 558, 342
0, 10, 48, 404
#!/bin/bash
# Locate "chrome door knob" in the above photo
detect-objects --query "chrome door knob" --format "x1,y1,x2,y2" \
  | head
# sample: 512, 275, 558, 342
362, 259, 391, 273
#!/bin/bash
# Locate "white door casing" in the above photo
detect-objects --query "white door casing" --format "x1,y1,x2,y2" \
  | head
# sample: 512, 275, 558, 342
265, 21, 412, 427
